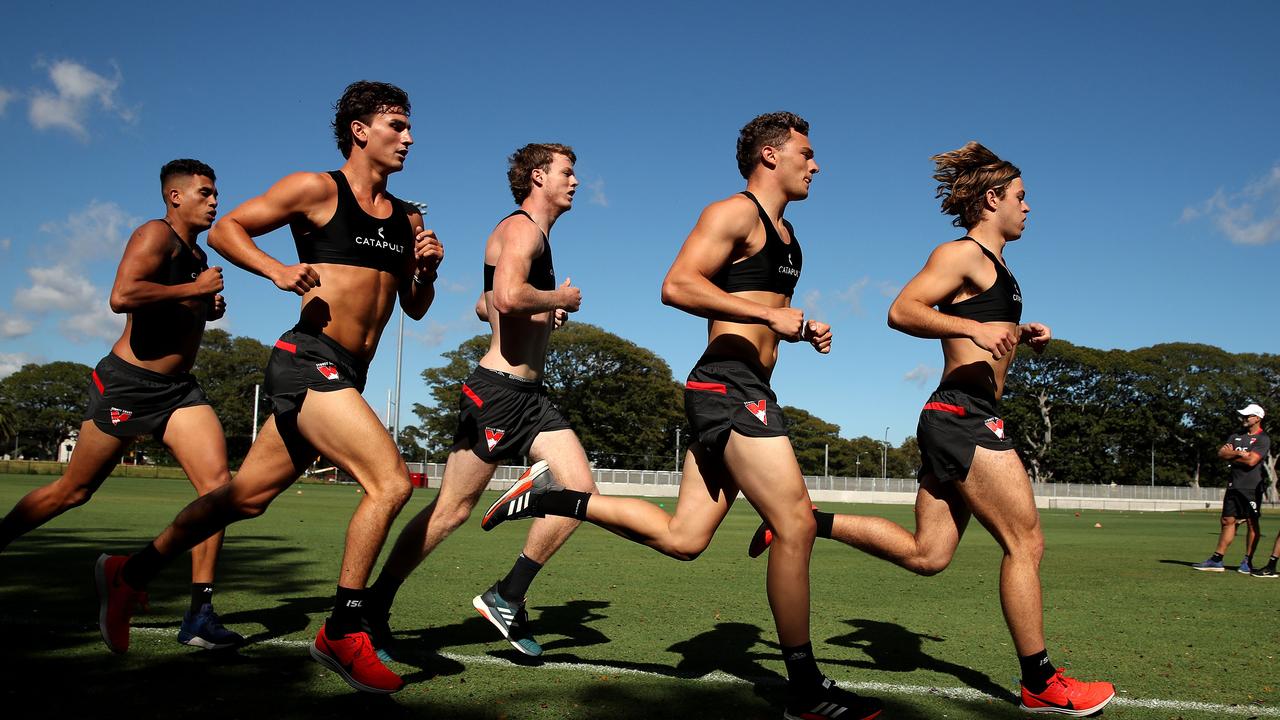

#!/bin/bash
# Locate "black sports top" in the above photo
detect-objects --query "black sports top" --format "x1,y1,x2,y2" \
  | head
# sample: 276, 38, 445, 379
291, 171, 414, 277
161, 221, 209, 286
938, 237, 1022, 324
710, 191, 802, 296
483, 210, 556, 292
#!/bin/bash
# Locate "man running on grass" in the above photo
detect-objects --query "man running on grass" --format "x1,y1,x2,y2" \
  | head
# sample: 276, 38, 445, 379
96, 81, 442, 694
0, 159, 243, 651
366, 143, 597, 659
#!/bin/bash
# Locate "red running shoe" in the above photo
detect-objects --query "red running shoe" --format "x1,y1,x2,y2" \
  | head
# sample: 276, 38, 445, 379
1020, 668, 1115, 715
95, 553, 148, 654
310, 625, 404, 694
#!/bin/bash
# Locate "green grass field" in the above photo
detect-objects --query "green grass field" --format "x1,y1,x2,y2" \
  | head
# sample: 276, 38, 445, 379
0, 473, 1277, 719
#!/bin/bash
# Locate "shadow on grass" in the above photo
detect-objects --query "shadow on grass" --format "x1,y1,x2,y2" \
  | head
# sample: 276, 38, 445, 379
1158, 559, 1208, 568
823, 618, 1017, 703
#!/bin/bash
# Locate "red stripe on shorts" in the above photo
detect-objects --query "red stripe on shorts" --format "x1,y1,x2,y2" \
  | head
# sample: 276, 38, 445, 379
686, 381, 728, 394
92, 370, 104, 394
274, 340, 297, 354
462, 383, 484, 407
922, 401, 966, 416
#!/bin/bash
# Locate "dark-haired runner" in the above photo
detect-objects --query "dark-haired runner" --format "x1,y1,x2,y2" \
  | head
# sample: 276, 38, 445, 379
481, 113, 882, 720
750, 141, 1114, 715
366, 143, 596, 658
1, 159, 242, 651
95, 81, 442, 694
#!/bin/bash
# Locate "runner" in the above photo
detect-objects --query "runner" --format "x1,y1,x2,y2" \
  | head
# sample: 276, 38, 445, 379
95, 81, 442, 694
366, 143, 597, 658
750, 141, 1115, 715
481, 113, 883, 720
0, 159, 242, 651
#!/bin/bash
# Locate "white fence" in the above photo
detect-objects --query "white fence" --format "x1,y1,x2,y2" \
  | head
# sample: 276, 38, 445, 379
404, 462, 1249, 511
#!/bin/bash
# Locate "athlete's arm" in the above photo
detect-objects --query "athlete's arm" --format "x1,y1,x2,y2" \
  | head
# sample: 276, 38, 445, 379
109, 220, 223, 312
887, 242, 1018, 360
660, 196, 803, 339
208, 172, 328, 295
491, 221, 578, 316
474, 292, 489, 322
399, 212, 441, 320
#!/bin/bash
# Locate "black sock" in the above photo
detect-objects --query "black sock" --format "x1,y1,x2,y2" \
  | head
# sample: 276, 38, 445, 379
538, 489, 591, 520
813, 511, 834, 540
190, 583, 213, 613
781, 642, 824, 691
495, 554, 543, 601
1210, 552, 1224, 563
368, 572, 405, 611
121, 542, 166, 590
1268, 556, 1278, 570
1244, 555, 1254, 566
327, 586, 367, 638
1019, 649, 1055, 692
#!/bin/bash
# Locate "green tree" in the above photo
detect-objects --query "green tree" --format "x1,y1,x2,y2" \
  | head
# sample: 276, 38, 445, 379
0, 361, 93, 459
191, 329, 272, 465
411, 324, 685, 469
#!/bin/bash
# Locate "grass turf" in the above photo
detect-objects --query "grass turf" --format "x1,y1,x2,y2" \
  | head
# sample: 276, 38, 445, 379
0, 473, 1277, 719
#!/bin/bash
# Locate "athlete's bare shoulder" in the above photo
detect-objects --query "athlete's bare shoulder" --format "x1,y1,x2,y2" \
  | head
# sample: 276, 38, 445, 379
124, 219, 177, 253
923, 238, 984, 271
269, 171, 337, 206
693, 193, 760, 243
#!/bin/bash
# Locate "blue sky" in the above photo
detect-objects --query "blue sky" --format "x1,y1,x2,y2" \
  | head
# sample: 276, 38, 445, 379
1, 2, 1277, 447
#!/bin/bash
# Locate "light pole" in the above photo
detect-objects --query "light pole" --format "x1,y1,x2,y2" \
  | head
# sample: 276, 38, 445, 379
395, 199, 429, 446
881, 426, 890, 480
855, 452, 864, 479
675, 427, 681, 472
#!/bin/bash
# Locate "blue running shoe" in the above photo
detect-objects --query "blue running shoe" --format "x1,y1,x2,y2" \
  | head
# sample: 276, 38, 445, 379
473, 585, 542, 656
178, 604, 244, 650
1237, 560, 1254, 574
1191, 557, 1225, 572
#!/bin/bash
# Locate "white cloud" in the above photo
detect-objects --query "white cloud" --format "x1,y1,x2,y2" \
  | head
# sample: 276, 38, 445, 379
585, 178, 608, 207
1182, 163, 1280, 246
836, 277, 871, 316
38, 200, 135, 261
13, 265, 122, 343
0, 352, 42, 379
903, 363, 940, 388
0, 88, 13, 115
0, 310, 33, 339
27, 59, 136, 140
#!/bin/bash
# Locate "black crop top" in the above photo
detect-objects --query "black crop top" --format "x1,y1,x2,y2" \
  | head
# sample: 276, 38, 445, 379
710, 191, 801, 296
483, 210, 556, 292
161, 221, 209, 286
291, 171, 414, 277
938, 237, 1022, 324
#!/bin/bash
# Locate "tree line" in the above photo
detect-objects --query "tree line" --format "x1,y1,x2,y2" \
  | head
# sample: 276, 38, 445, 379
2, 330, 1274, 492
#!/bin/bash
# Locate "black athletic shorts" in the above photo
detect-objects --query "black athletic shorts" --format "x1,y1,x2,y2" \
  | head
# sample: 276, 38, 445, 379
917, 384, 1013, 483
83, 353, 209, 439
1222, 487, 1262, 520
264, 324, 368, 416
683, 355, 788, 453
455, 366, 571, 463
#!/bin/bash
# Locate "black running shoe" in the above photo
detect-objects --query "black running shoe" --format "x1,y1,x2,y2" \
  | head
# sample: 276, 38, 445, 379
1252, 566, 1279, 579
784, 678, 883, 720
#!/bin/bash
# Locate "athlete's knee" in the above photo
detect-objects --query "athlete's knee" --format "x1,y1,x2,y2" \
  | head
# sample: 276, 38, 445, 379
770, 509, 818, 549
664, 534, 713, 561
907, 549, 955, 577
58, 483, 97, 510
365, 475, 413, 513
190, 469, 232, 495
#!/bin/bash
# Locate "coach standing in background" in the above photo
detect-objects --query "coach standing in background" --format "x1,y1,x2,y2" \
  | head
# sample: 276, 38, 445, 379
1193, 403, 1270, 574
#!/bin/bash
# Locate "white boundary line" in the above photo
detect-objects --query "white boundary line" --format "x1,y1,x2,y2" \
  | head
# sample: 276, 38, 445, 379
121, 627, 1280, 717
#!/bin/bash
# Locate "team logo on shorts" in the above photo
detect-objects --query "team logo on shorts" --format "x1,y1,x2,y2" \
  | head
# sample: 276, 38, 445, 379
984, 417, 1005, 439
745, 399, 769, 425
110, 407, 132, 425
315, 362, 340, 381
485, 427, 505, 452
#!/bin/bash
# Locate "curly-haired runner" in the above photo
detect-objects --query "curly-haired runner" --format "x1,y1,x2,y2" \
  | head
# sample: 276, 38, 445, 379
480, 113, 884, 720
750, 141, 1115, 715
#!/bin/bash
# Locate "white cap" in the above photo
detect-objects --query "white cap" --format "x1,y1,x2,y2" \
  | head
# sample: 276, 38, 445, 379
1238, 403, 1265, 419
